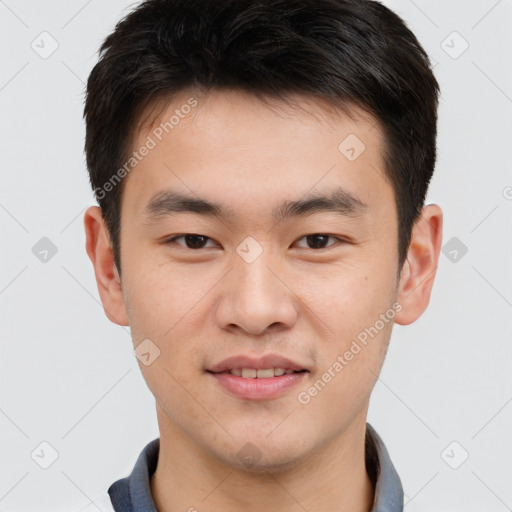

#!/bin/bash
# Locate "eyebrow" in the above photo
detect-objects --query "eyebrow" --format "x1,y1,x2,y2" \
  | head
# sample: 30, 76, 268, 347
143, 186, 369, 223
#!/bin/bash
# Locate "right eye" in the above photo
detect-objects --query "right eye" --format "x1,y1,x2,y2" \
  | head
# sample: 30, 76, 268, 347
163, 234, 219, 250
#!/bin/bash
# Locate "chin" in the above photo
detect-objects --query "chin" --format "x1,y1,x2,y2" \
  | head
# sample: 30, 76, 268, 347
217, 431, 312, 474
231, 448, 311, 475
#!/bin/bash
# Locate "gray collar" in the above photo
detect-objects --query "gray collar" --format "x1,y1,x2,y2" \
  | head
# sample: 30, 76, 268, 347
108, 423, 403, 511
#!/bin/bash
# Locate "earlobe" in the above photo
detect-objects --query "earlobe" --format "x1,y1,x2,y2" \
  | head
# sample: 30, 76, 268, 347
395, 204, 443, 326
84, 206, 130, 326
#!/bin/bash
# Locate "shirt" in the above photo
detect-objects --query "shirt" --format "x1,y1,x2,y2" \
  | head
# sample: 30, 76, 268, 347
79, 423, 403, 512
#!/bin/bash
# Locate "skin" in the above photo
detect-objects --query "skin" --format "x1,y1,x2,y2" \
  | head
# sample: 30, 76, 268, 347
84, 88, 443, 512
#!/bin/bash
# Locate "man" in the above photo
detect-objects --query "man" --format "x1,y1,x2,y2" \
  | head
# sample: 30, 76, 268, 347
82, 0, 442, 510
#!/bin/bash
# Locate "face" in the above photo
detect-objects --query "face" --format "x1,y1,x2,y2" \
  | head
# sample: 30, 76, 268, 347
103, 89, 405, 471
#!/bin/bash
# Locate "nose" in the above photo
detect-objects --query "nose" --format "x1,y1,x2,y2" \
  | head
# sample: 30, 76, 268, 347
214, 246, 299, 336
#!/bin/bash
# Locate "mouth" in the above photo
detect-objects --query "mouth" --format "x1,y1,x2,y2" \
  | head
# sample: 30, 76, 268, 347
206, 354, 311, 400
206, 353, 311, 375
207, 368, 309, 378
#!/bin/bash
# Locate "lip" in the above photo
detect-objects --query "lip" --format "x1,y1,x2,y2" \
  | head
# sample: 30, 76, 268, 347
207, 353, 309, 373
208, 371, 308, 400
206, 353, 310, 401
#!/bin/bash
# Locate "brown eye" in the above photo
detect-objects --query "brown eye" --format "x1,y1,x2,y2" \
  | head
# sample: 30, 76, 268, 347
165, 234, 215, 249
295, 234, 340, 249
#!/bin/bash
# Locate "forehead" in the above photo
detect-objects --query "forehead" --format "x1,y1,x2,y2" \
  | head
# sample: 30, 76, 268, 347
122, 88, 394, 226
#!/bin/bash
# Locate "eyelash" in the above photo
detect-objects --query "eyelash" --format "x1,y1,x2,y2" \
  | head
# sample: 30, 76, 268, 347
163, 233, 346, 251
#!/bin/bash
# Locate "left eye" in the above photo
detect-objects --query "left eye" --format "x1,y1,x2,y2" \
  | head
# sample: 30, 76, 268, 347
294, 234, 340, 249
164, 233, 341, 250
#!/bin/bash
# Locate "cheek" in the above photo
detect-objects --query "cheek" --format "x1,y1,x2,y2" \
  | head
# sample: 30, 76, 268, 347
122, 262, 215, 383
296, 259, 395, 338
122, 255, 204, 337
297, 317, 394, 429
297, 256, 397, 391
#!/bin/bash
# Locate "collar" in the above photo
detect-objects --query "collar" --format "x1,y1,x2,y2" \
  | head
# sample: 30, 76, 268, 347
108, 423, 403, 511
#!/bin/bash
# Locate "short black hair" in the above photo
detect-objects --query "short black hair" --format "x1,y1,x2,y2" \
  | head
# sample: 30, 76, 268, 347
84, 0, 439, 276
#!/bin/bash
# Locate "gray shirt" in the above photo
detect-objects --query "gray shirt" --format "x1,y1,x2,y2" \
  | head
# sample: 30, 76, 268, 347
107, 423, 403, 511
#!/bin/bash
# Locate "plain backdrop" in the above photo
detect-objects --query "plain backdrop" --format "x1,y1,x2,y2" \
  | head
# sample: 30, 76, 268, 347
1, 1, 511, 511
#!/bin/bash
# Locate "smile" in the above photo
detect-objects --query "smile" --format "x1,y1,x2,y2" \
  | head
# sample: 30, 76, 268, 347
207, 369, 309, 400
213, 368, 307, 378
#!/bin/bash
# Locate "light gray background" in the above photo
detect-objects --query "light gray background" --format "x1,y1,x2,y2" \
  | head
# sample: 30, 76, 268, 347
1, 1, 511, 511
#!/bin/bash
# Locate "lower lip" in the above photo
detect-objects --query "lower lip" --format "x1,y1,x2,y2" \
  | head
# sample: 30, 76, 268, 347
208, 372, 307, 400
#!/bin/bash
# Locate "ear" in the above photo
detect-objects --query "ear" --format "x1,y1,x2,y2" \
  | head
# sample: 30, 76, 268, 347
395, 204, 443, 326
84, 206, 129, 326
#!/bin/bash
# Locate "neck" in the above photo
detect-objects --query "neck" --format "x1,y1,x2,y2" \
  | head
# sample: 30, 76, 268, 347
150, 405, 375, 512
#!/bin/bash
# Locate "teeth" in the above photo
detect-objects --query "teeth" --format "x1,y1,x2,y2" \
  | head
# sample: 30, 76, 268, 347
257, 368, 274, 378
229, 368, 295, 378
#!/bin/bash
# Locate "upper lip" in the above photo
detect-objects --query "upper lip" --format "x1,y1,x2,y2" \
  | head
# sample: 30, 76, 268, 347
207, 353, 310, 373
